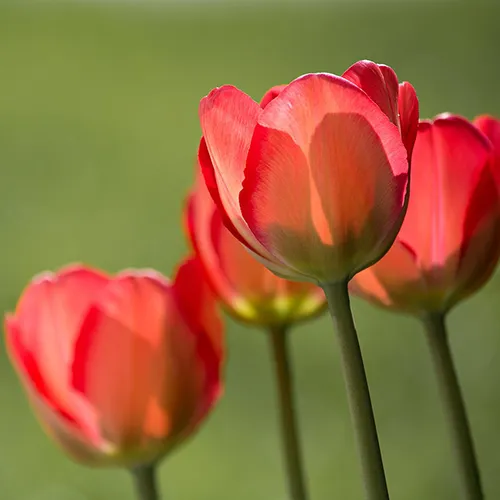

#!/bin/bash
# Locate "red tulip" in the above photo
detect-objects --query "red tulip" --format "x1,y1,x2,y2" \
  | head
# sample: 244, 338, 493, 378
352, 114, 500, 313
5, 259, 223, 467
186, 169, 326, 326
198, 60, 418, 284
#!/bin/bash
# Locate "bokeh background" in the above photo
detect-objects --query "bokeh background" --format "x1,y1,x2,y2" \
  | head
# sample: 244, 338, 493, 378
1, 1, 499, 499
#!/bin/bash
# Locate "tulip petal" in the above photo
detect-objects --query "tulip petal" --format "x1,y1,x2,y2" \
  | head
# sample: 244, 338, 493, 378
342, 60, 400, 126
172, 257, 224, 420
199, 85, 260, 218
199, 124, 290, 274
260, 84, 287, 108
72, 271, 208, 453
9, 266, 108, 417
474, 115, 500, 185
399, 116, 493, 285
398, 82, 419, 159
474, 115, 500, 150
5, 315, 76, 425
456, 157, 500, 301
352, 241, 425, 310
199, 138, 266, 258
241, 73, 408, 282
6, 315, 100, 453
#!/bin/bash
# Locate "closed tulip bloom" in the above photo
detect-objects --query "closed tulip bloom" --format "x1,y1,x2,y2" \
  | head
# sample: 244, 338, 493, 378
352, 114, 500, 314
5, 259, 223, 468
199, 60, 419, 285
186, 170, 326, 326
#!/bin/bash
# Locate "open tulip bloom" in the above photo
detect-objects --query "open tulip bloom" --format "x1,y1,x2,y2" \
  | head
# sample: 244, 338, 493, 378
353, 113, 500, 500
199, 59, 419, 500
5, 258, 223, 498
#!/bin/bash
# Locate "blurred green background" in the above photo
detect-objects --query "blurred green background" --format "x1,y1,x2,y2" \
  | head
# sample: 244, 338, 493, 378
0, 1, 499, 499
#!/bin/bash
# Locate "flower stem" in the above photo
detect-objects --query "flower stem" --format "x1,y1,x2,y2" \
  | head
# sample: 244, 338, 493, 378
422, 313, 483, 500
269, 326, 309, 500
322, 281, 389, 500
131, 464, 160, 500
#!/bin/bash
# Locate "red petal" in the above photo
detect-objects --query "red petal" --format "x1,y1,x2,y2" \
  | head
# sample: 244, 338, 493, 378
9, 266, 108, 419
5, 315, 76, 423
199, 138, 264, 256
172, 257, 224, 422
199, 85, 260, 218
474, 115, 500, 186
260, 84, 287, 108
398, 82, 419, 159
342, 60, 400, 126
7, 316, 103, 463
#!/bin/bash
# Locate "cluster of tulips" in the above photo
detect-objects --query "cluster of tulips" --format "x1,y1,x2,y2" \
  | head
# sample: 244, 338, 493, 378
6, 59, 500, 500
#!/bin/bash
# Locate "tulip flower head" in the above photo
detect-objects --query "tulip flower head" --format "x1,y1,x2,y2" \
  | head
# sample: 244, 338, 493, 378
186, 169, 326, 327
352, 114, 500, 314
198, 60, 419, 285
5, 259, 223, 468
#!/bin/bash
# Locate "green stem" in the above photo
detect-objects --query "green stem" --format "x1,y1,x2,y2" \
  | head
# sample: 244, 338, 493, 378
322, 281, 389, 500
422, 313, 483, 500
131, 464, 160, 500
269, 326, 309, 500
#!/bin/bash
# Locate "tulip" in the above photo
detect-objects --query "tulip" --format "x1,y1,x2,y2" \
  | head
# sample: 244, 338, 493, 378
198, 60, 419, 500
5, 258, 223, 499
352, 113, 500, 500
199, 60, 418, 285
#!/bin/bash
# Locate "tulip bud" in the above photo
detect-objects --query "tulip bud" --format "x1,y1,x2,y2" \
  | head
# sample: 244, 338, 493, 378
5, 259, 223, 468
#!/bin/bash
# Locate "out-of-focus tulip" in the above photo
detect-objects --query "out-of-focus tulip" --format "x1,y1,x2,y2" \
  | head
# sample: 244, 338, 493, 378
186, 170, 326, 326
5, 259, 223, 468
352, 114, 500, 314
198, 60, 418, 285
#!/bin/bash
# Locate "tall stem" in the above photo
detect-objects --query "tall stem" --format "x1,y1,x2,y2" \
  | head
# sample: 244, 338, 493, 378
131, 464, 160, 500
422, 313, 483, 499
322, 281, 389, 500
269, 326, 309, 500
